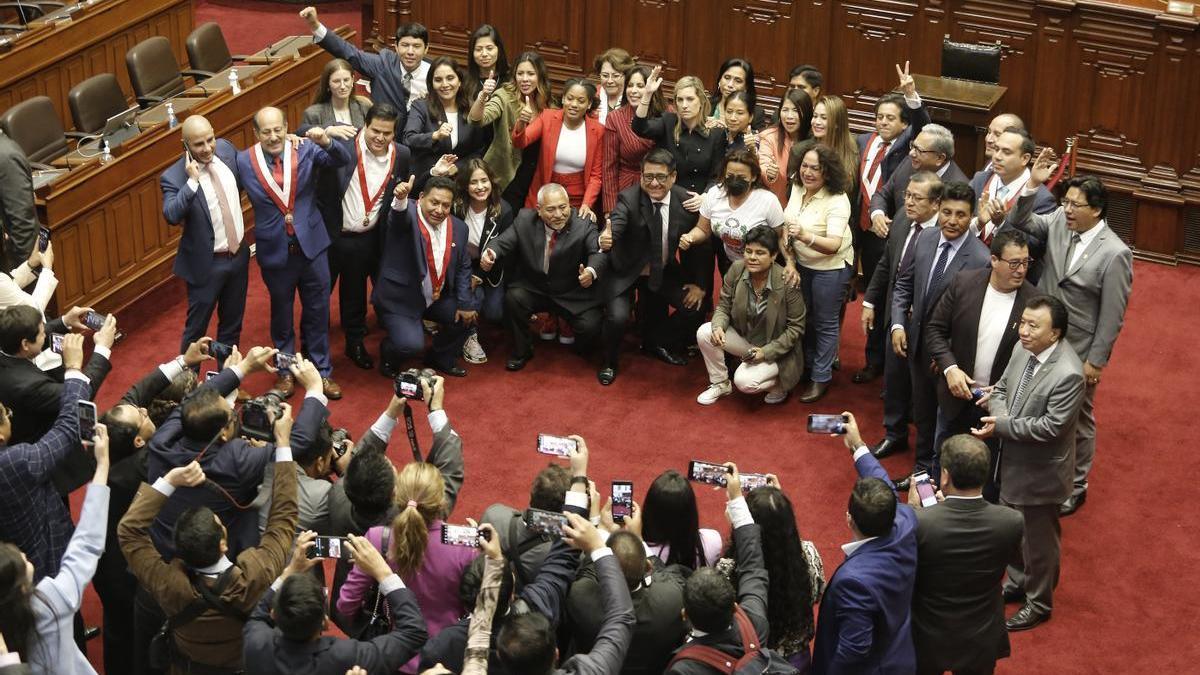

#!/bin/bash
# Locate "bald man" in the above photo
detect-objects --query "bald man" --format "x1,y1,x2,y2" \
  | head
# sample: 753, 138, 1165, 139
238, 107, 351, 398
161, 115, 250, 362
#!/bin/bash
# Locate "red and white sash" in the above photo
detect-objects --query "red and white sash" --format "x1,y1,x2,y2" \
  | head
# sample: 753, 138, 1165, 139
416, 206, 454, 304
250, 144, 298, 225
356, 132, 396, 227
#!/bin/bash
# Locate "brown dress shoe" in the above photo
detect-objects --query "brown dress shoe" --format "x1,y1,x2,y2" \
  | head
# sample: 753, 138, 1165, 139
798, 380, 830, 403
272, 372, 295, 398
322, 377, 343, 400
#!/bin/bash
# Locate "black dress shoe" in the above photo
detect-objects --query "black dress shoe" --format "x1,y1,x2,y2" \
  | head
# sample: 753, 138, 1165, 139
1059, 490, 1087, 516
378, 358, 399, 379
893, 476, 912, 491
428, 362, 467, 377
506, 354, 532, 371
871, 438, 908, 459
1003, 586, 1026, 604
852, 364, 883, 384
597, 367, 616, 385
1006, 604, 1050, 631
798, 380, 829, 403
346, 342, 374, 370
641, 345, 687, 366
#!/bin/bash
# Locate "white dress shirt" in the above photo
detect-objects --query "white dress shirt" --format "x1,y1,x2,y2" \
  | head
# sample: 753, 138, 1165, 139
1068, 220, 1106, 271
186, 157, 243, 252
341, 134, 393, 233
860, 92, 924, 197
976, 168, 1030, 240
972, 283, 1018, 385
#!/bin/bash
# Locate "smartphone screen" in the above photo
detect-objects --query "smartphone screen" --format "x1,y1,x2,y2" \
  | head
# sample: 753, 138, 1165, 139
207, 340, 232, 363
37, 226, 50, 252
913, 472, 939, 508
50, 333, 65, 354
275, 352, 296, 370
536, 434, 577, 457
77, 400, 97, 444
611, 481, 633, 523
688, 460, 729, 487
807, 414, 848, 434
525, 508, 568, 538
83, 311, 106, 331
741, 472, 770, 493
441, 524, 481, 547
306, 536, 351, 560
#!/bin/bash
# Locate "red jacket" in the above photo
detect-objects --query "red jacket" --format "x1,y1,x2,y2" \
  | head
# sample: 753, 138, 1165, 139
512, 109, 604, 209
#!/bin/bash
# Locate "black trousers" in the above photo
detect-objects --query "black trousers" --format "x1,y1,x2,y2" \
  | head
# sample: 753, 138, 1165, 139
133, 586, 166, 675
329, 229, 380, 345
909, 354, 940, 473
504, 286, 601, 359
856, 228, 889, 368
601, 277, 702, 368
93, 551, 137, 674
882, 337, 913, 442
180, 248, 250, 356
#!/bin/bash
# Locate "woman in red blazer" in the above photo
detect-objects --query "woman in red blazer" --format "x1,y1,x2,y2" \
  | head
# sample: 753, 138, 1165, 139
511, 78, 605, 221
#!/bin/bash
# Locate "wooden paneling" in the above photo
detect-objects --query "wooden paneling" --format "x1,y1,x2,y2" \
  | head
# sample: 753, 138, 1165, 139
0, 0, 192, 131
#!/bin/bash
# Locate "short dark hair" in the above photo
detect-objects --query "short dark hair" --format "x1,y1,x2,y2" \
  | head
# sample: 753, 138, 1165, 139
718, 147, 766, 191
274, 573, 326, 641
940, 181, 977, 213
608, 531, 647, 591
940, 435, 991, 490
422, 175, 458, 200
848, 477, 896, 538
179, 388, 229, 443
743, 225, 779, 255
789, 139, 849, 195
908, 170, 944, 201
874, 92, 911, 125
344, 446, 395, 520
99, 404, 142, 463
175, 506, 224, 568
1062, 175, 1108, 219
364, 103, 400, 127
395, 23, 428, 44
294, 421, 333, 468
990, 228, 1029, 257
788, 64, 823, 89
0, 305, 42, 354
497, 611, 556, 675
1026, 294, 1069, 340
1002, 126, 1036, 157
642, 148, 676, 173
683, 567, 736, 633
561, 77, 599, 113
528, 464, 570, 512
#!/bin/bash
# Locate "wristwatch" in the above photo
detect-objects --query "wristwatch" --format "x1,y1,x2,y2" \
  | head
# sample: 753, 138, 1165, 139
570, 475, 590, 487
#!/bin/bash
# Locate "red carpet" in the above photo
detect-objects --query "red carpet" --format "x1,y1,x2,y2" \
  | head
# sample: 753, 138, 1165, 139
195, 0, 363, 54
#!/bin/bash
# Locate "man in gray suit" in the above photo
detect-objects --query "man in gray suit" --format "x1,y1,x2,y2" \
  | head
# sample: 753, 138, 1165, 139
0, 132, 38, 273
974, 294, 1085, 631
1010, 151, 1133, 516
910, 435, 1024, 674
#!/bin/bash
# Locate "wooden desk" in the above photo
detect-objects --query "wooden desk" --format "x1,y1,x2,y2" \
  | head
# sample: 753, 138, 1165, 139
184, 65, 269, 97
244, 36, 314, 64
35, 29, 352, 311
0, 0, 192, 132
910, 75, 1006, 173
135, 97, 206, 130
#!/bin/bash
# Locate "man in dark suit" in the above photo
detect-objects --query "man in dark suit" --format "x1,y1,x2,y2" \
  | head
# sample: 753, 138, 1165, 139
597, 149, 703, 385
970, 127, 1055, 281
373, 174, 476, 377
926, 229, 1038, 491
481, 183, 605, 371
0, 131, 38, 273
974, 295, 1085, 631
862, 172, 943, 463
238, 107, 350, 399
315, 103, 412, 371
909, 435, 1024, 675
890, 181, 991, 484
242, 531, 428, 674
812, 412, 918, 675
161, 115, 249, 361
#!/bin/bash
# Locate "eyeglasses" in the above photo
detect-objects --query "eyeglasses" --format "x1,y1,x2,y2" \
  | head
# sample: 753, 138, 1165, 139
909, 143, 937, 156
1060, 198, 1091, 211
641, 173, 671, 184
903, 191, 930, 202
997, 257, 1034, 270
598, 72, 624, 81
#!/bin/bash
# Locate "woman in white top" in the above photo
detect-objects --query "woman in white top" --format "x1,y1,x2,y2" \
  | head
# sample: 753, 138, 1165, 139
784, 140, 854, 403
405, 56, 492, 193
453, 158, 514, 365
679, 148, 785, 277
0, 243, 55, 314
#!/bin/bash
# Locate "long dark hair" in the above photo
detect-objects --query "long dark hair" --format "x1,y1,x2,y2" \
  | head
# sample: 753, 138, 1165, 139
467, 24, 509, 85
0, 543, 38, 658
738, 487, 815, 645
711, 58, 757, 119
454, 158, 502, 219
774, 88, 813, 142
313, 58, 354, 105
424, 56, 472, 125
626, 65, 665, 117
505, 51, 553, 112
641, 470, 706, 569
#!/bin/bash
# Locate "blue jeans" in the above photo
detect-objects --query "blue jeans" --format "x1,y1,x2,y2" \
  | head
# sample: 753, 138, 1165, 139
472, 280, 506, 324
801, 264, 852, 383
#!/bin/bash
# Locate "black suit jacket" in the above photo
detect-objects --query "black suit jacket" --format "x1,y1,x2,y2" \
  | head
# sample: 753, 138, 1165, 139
913, 498, 1024, 672
485, 209, 605, 314
863, 210, 924, 328
0, 132, 38, 273
602, 183, 702, 302
371, 199, 475, 317
315, 139, 411, 243
403, 100, 493, 193
925, 268, 1038, 419
870, 159, 970, 222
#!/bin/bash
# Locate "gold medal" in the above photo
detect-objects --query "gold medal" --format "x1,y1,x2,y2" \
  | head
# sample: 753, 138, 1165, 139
285, 213, 294, 225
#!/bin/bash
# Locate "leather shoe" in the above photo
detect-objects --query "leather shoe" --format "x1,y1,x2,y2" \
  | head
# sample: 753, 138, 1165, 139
1003, 586, 1026, 604
597, 367, 616, 385
379, 358, 399, 379
852, 364, 883, 384
321, 377, 343, 400
506, 354, 532, 371
1059, 490, 1087, 516
345, 342, 374, 370
272, 372, 295, 398
871, 438, 908, 459
641, 345, 687, 366
1006, 604, 1050, 631
428, 361, 467, 378
893, 476, 912, 491
798, 380, 829, 403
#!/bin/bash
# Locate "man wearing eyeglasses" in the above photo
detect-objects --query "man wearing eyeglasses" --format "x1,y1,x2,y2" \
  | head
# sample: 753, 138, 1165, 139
924, 228, 1040, 498
1007, 151, 1133, 517
595, 149, 705, 385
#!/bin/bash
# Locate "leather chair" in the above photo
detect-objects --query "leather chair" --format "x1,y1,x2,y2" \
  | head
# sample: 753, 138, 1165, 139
0, 1, 65, 24
185, 22, 248, 79
125, 36, 208, 107
0, 96, 86, 169
68, 73, 130, 135
941, 35, 1002, 84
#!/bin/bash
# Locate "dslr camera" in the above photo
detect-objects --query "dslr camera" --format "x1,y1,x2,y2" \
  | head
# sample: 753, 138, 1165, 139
394, 367, 436, 400
240, 391, 286, 442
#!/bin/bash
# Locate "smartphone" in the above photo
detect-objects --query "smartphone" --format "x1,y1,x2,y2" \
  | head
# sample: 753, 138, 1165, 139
50, 333, 65, 354
306, 536, 352, 560
807, 414, 849, 434
182, 140, 195, 163
275, 352, 297, 370
83, 310, 107, 331
440, 523, 482, 547
611, 480, 633, 523
207, 340, 233, 363
741, 472, 770, 493
688, 460, 730, 487
524, 508, 568, 538
37, 226, 50, 252
536, 434, 577, 457
913, 472, 939, 508
77, 400, 97, 445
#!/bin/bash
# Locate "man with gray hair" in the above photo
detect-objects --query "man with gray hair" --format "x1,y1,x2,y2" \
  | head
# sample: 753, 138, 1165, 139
481, 183, 604, 371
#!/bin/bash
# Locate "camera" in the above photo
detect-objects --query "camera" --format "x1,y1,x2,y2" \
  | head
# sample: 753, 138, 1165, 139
330, 427, 351, 448
394, 367, 435, 400
240, 391, 285, 442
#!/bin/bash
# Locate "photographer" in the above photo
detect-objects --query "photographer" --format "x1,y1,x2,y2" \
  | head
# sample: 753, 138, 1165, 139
252, 419, 353, 536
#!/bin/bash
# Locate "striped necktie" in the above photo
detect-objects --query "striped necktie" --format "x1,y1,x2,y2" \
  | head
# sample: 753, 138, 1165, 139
1009, 355, 1038, 413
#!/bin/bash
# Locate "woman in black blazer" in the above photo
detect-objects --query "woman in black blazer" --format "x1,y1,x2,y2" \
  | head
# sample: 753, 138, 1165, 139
452, 158, 513, 364
302, 58, 372, 130
403, 56, 493, 193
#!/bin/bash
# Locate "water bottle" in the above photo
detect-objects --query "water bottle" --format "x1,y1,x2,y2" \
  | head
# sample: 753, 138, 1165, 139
166, 102, 178, 129
100, 140, 112, 163
228, 68, 241, 96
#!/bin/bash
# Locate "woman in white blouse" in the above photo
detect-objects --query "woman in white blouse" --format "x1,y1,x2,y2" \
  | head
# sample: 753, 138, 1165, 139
0, 242, 56, 314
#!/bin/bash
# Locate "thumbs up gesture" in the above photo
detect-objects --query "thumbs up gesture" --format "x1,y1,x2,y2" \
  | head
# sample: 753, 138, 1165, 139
598, 216, 613, 251
518, 95, 535, 125
481, 69, 497, 98
393, 174, 416, 202
577, 264, 595, 288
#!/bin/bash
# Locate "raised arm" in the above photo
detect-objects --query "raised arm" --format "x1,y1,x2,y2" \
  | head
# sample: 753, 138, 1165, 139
37, 438, 111, 614
421, 378, 465, 515
557, 514, 634, 675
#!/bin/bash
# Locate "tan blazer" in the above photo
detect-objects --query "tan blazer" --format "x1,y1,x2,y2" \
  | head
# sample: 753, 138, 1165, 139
711, 260, 807, 391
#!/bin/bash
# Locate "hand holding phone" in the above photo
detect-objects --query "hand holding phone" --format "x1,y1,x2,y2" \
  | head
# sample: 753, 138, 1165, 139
913, 472, 939, 508
275, 352, 297, 370
807, 414, 849, 434
611, 481, 633, 523
525, 508, 569, 538
37, 226, 50, 253
688, 459, 730, 487
740, 472, 770, 493
306, 536, 352, 560
537, 434, 578, 457
77, 400, 98, 446
441, 524, 484, 547
82, 310, 107, 331
50, 333, 65, 354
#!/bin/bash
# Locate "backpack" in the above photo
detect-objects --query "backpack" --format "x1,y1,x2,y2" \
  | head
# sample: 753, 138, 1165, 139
147, 569, 249, 670
667, 605, 799, 675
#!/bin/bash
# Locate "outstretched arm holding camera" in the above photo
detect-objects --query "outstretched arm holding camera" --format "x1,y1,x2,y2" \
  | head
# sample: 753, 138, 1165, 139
286, 359, 330, 460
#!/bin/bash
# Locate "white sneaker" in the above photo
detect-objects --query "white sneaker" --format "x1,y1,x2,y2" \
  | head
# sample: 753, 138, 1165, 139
696, 380, 733, 405
764, 388, 788, 404
462, 333, 487, 364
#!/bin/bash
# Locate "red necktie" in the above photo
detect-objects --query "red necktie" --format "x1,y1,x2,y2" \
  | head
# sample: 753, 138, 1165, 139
865, 141, 891, 185
273, 155, 295, 237
860, 141, 891, 228
544, 229, 558, 274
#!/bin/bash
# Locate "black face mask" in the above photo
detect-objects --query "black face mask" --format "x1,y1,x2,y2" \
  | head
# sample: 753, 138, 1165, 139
724, 175, 750, 196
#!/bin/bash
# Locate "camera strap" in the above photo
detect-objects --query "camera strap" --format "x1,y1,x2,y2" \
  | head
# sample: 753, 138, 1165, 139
403, 403, 421, 462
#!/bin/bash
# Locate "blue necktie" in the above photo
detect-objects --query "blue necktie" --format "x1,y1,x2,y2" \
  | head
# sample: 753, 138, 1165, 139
928, 241, 952, 298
